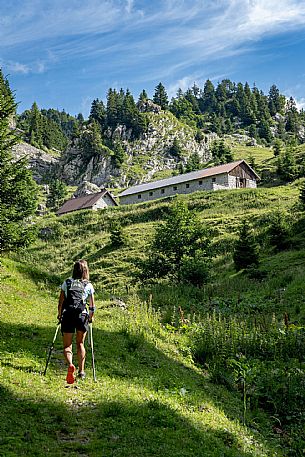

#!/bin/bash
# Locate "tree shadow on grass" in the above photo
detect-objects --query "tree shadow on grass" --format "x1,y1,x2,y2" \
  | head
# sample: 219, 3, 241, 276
14, 261, 63, 289
0, 383, 265, 457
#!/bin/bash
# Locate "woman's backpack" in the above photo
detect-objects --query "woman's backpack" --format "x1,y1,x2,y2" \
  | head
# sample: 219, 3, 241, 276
63, 279, 88, 314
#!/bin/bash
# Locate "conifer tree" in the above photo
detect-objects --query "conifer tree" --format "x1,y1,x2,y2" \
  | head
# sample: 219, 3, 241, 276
47, 179, 67, 210
233, 220, 259, 271
153, 82, 168, 110
89, 98, 106, 128
268, 211, 289, 252
29, 102, 43, 147
201, 79, 216, 113
138, 89, 148, 102
0, 69, 38, 252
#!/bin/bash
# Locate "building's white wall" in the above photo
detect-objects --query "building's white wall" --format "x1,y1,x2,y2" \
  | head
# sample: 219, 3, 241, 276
92, 195, 116, 210
120, 175, 219, 205
119, 172, 257, 205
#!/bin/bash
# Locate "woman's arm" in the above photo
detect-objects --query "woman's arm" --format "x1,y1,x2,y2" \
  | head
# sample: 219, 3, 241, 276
88, 294, 95, 323
57, 290, 65, 321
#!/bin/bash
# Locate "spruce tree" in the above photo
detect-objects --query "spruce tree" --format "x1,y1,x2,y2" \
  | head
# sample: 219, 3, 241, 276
89, 98, 106, 129
138, 89, 148, 102
233, 220, 259, 271
153, 82, 168, 110
47, 179, 67, 210
0, 69, 38, 252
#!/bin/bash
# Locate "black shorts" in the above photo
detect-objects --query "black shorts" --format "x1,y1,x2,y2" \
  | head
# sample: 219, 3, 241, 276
61, 310, 89, 334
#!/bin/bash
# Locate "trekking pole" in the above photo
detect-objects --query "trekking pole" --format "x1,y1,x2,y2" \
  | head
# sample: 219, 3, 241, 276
43, 323, 61, 376
89, 322, 97, 382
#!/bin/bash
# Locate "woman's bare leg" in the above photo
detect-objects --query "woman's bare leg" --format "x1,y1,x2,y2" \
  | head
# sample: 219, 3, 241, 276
76, 330, 87, 373
63, 333, 73, 365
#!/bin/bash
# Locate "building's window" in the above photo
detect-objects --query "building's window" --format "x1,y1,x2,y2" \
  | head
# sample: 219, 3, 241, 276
186, 183, 190, 188
161, 189, 165, 194
138, 194, 142, 199
212, 177, 216, 183
149, 191, 153, 196
173, 186, 177, 191
199, 180, 203, 185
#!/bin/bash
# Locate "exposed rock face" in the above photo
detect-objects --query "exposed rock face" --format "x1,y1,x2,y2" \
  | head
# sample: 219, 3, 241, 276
73, 181, 102, 197
12, 142, 58, 183
137, 99, 161, 113
60, 111, 215, 188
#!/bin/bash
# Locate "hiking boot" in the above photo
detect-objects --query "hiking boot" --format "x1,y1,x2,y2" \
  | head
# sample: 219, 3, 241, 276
66, 364, 76, 384
78, 371, 86, 380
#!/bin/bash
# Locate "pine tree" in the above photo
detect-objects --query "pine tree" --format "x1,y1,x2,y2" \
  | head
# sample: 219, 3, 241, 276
153, 82, 168, 110
272, 139, 283, 157
0, 69, 38, 252
211, 139, 233, 164
268, 84, 285, 116
47, 179, 67, 210
201, 79, 216, 113
233, 220, 259, 271
89, 98, 106, 128
29, 102, 43, 147
268, 211, 289, 252
106, 88, 120, 127
138, 89, 148, 102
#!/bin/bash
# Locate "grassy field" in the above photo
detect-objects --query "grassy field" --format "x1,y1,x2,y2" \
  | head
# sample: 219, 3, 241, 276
0, 257, 284, 457
1, 181, 305, 456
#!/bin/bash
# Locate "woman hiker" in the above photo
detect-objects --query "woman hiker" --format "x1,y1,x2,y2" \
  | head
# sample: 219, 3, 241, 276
57, 259, 95, 384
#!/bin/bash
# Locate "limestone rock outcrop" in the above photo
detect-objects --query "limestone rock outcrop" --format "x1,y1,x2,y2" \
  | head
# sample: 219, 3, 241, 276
12, 142, 58, 183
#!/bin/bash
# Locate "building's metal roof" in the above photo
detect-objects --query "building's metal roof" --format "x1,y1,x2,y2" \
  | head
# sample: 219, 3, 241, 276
57, 190, 117, 215
118, 160, 259, 197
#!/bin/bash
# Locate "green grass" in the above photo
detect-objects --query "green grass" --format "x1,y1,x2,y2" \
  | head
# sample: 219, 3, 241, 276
0, 257, 282, 457
3, 181, 305, 455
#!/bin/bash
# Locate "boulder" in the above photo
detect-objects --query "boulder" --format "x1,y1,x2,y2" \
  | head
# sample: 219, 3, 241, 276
73, 181, 102, 197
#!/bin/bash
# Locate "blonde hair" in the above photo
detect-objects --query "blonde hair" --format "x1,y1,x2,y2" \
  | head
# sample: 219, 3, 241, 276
72, 259, 89, 280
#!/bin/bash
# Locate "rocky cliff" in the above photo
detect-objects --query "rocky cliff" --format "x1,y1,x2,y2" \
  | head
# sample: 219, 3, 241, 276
59, 111, 216, 188
12, 141, 58, 183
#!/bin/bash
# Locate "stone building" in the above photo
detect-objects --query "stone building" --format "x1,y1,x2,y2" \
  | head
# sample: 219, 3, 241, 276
57, 189, 118, 216
118, 160, 259, 205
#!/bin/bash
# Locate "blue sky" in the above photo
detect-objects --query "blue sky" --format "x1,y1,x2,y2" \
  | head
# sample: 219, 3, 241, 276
1, 0, 305, 117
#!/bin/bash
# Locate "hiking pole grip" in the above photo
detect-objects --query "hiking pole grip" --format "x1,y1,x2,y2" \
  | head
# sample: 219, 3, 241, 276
89, 323, 97, 382
43, 323, 61, 376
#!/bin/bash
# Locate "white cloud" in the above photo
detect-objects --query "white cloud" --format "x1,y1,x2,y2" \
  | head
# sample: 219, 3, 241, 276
1, 60, 30, 74
125, 0, 134, 14
1, 0, 305, 81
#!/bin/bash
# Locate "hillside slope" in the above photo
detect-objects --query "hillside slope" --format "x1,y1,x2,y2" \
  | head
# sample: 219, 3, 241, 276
0, 257, 283, 457
2, 184, 305, 455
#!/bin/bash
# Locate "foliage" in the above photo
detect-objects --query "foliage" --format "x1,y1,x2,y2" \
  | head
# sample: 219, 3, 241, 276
211, 139, 234, 164
0, 257, 284, 457
139, 200, 212, 285
153, 82, 169, 110
17, 103, 70, 151
267, 211, 289, 252
110, 221, 127, 247
46, 179, 67, 210
0, 70, 38, 252
233, 220, 259, 271
168, 137, 184, 159
190, 313, 305, 429
299, 181, 305, 208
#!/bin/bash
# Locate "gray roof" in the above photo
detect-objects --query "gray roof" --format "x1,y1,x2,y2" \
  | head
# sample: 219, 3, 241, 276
57, 190, 117, 215
118, 160, 259, 197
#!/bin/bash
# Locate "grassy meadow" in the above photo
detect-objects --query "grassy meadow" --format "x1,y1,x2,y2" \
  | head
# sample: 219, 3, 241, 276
1, 165, 305, 455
